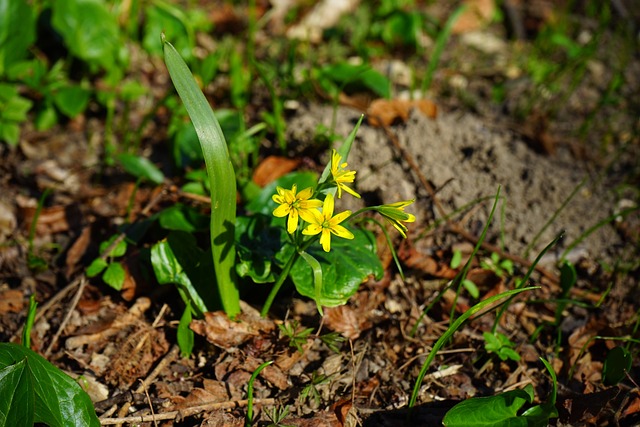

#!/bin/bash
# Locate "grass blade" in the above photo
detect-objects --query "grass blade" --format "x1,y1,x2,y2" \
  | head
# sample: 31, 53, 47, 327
163, 36, 240, 317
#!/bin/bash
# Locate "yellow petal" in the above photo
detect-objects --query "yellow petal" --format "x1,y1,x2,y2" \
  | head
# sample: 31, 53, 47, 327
287, 210, 299, 234
323, 193, 335, 217
330, 210, 351, 225
320, 229, 331, 252
340, 184, 361, 199
330, 224, 354, 240
303, 224, 322, 235
273, 204, 290, 217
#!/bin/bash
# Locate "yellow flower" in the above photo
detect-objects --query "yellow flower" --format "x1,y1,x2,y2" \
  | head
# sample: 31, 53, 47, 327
330, 149, 360, 199
303, 193, 354, 252
272, 185, 323, 234
376, 199, 416, 238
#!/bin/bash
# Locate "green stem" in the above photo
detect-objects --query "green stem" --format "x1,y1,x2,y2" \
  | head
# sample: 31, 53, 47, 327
261, 237, 316, 317
261, 251, 299, 317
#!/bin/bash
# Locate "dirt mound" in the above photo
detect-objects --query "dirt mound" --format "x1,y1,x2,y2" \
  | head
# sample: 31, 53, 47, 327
288, 104, 623, 265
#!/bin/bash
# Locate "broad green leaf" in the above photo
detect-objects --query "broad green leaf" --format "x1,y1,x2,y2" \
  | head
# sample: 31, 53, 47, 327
85, 258, 107, 277
150, 232, 217, 316
443, 385, 534, 427
177, 303, 194, 358
117, 153, 165, 184
51, 0, 120, 70
158, 204, 209, 232
290, 227, 383, 307
0, 343, 100, 427
0, 358, 34, 427
0, 0, 35, 75
235, 214, 285, 283
603, 346, 632, 385
102, 261, 125, 290
164, 37, 240, 317
52, 85, 91, 118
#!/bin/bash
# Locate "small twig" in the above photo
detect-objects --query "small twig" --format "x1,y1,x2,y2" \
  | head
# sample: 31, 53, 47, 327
99, 398, 277, 425
44, 277, 87, 356
135, 344, 179, 394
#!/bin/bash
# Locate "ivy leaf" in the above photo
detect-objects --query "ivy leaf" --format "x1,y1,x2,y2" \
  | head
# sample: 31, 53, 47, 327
289, 227, 383, 307
0, 343, 100, 427
443, 385, 534, 427
0, 358, 34, 427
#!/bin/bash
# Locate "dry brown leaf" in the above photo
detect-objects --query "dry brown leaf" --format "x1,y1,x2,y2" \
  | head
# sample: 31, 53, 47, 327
324, 305, 370, 340
244, 355, 289, 390
398, 242, 457, 279
451, 0, 496, 34
174, 379, 231, 409
17, 197, 73, 235
252, 155, 301, 187
190, 310, 275, 349
65, 225, 92, 277
367, 99, 437, 127
0, 289, 24, 314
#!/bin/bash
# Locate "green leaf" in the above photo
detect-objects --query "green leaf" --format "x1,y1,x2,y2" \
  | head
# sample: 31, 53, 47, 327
0, 343, 100, 427
0, 122, 20, 146
603, 346, 632, 385
102, 261, 125, 290
158, 204, 209, 232
320, 63, 390, 98
559, 261, 577, 296
462, 279, 479, 298
177, 303, 194, 358
52, 85, 91, 118
164, 37, 240, 318
99, 235, 128, 258
51, 0, 120, 70
150, 232, 216, 316
443, 385, 534, 427
235, 214, 285, 283
0, 358, 34, 427
117, 153, 165, 184
85, 258, 108, 277
290, 227, 383, 307
0, 0, 35, 75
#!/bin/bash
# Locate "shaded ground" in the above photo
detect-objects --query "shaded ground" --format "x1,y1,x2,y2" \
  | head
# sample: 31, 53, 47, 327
1, 1, 640, 426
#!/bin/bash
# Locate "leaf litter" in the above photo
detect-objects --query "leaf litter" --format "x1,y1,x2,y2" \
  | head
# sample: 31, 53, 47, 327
1, 2, 639, 426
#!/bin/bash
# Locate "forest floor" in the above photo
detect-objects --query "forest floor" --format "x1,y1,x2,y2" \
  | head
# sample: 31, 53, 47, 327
1, 1, 639, 426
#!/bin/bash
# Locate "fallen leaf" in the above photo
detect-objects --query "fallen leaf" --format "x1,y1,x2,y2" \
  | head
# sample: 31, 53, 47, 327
0, 289, 24, 314
368, 99, 438, 127
324, 305, 370, 340
65, 225, 92, 277
190, 309, 275, 349
252, 155, 301, 187
451, 0, 496, 34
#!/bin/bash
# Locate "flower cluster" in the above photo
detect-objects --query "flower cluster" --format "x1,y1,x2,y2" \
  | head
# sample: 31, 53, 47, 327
272, 149, 415, 252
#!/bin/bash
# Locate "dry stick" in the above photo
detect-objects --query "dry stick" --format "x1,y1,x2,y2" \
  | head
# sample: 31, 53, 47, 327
44, 277, 87, 356
41, 185, 168, 355
99, 398, 277, 425
379, 122, 560, 284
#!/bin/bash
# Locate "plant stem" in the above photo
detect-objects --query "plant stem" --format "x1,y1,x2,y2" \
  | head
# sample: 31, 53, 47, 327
261, 251, 300, 317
